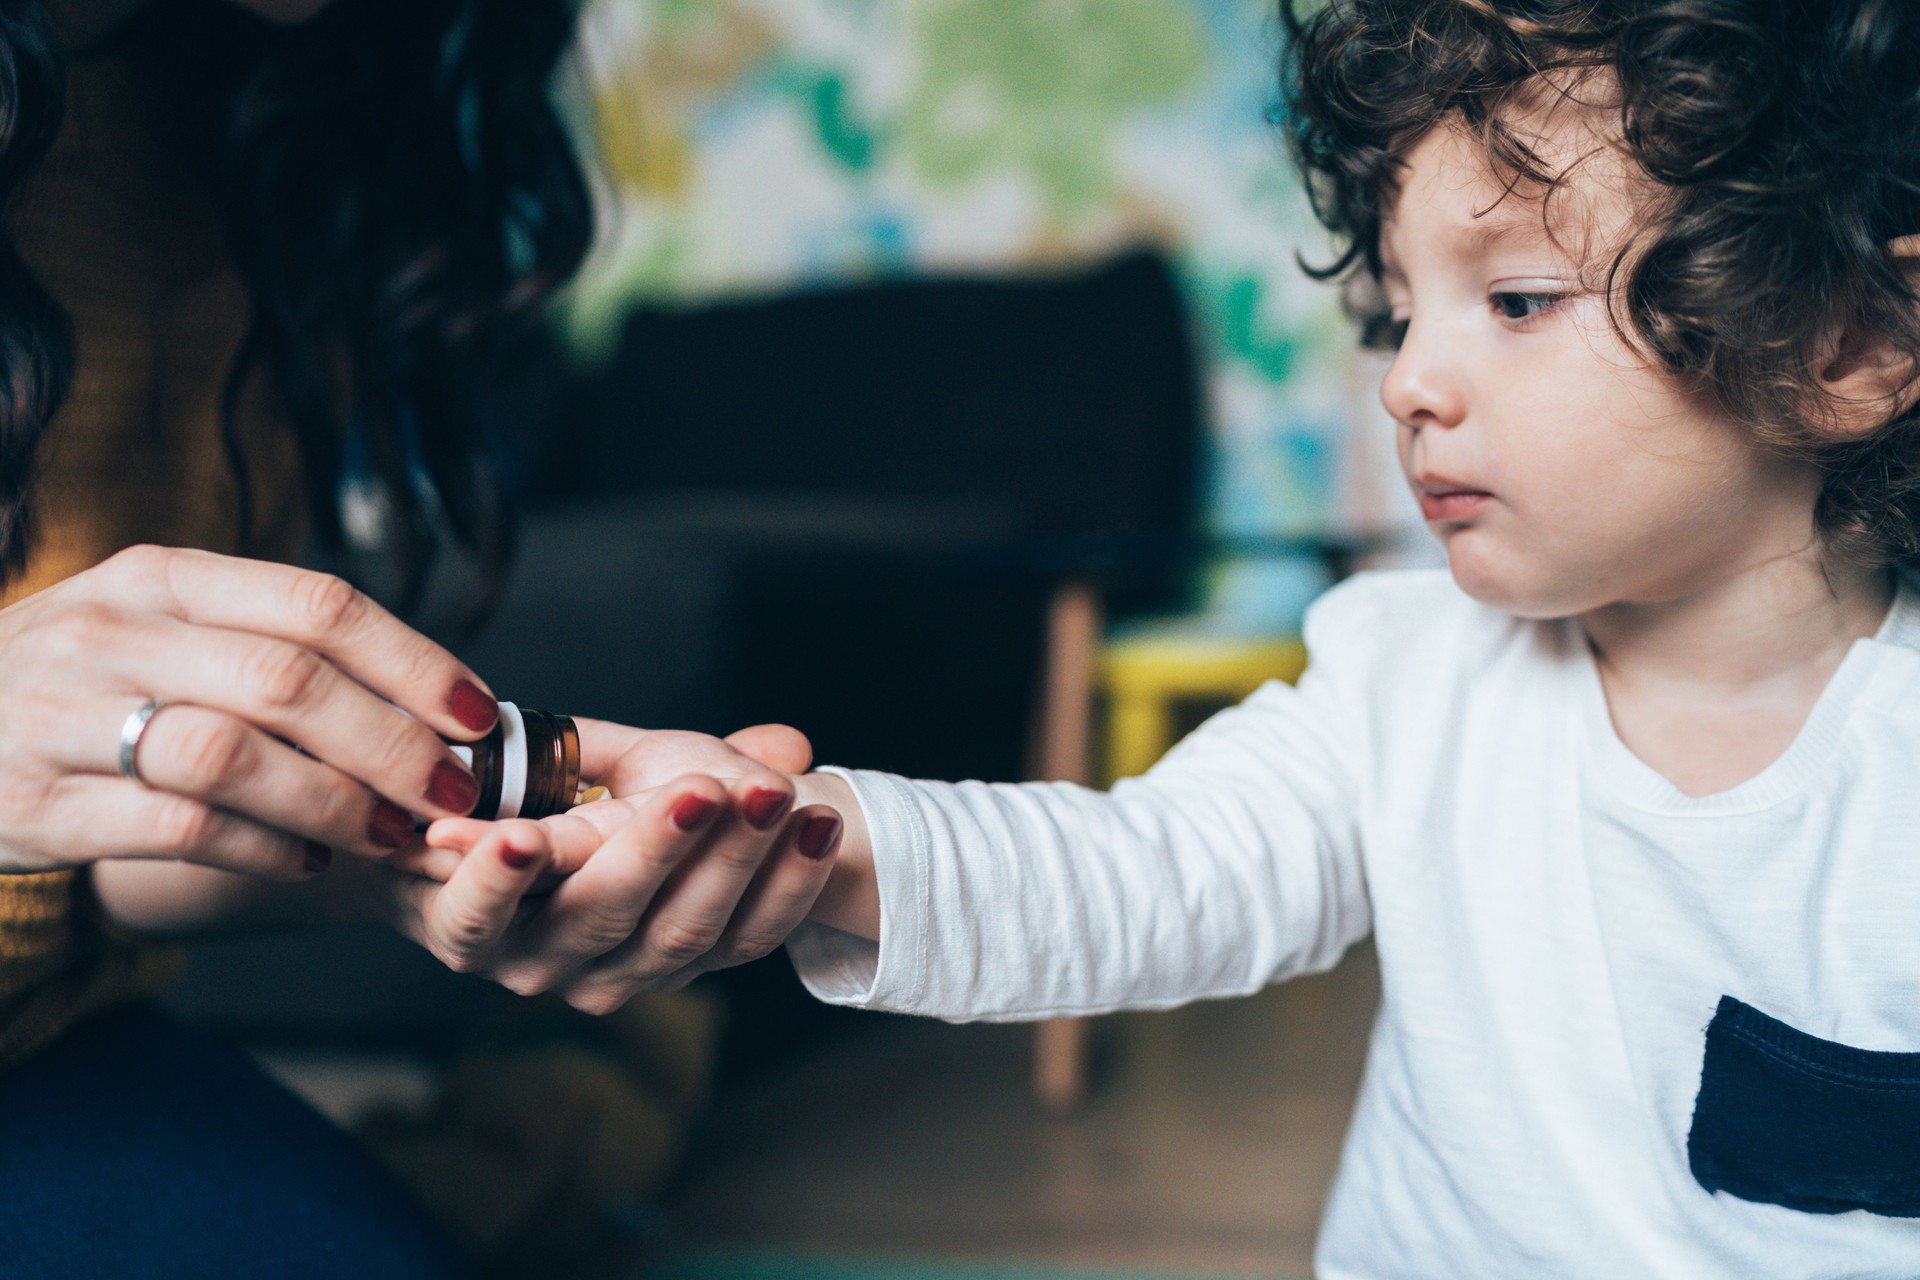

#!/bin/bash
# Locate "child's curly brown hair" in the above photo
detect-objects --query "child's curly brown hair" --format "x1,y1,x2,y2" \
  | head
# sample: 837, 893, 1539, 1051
1280, 0, 1920, 567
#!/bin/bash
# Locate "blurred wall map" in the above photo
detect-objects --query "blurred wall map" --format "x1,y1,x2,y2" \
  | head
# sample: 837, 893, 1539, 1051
560, 0, 1404, 626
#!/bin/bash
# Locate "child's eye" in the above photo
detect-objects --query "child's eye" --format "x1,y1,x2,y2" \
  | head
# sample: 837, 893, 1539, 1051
1490, 291, 1565, 323
1359, 314, 1410, 351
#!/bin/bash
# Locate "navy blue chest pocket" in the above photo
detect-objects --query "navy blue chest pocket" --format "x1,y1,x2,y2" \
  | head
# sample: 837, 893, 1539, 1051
1688, 995, 1920, 1216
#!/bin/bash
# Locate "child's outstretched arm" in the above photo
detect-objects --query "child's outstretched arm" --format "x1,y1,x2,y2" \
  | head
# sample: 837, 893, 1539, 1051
419, 580, 1373, 1023
783, 581, 1378, 1024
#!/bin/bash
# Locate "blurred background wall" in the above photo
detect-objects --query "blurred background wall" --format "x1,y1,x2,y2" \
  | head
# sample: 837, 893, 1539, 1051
553, 0, 1422, 628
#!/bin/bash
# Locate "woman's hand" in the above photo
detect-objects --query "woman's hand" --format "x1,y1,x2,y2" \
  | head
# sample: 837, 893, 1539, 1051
0, 544, 497, 879
410, 722, 851, 1010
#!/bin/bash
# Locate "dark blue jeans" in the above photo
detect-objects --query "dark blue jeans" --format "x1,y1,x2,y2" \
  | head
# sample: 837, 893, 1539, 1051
0, 1004, 474, 1279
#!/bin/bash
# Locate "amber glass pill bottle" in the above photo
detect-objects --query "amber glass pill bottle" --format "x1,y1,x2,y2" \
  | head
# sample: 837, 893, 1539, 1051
450, 702, 581, 820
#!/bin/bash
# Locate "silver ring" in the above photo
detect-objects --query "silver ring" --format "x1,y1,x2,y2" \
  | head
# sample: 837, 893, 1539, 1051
118, 698, 167, 784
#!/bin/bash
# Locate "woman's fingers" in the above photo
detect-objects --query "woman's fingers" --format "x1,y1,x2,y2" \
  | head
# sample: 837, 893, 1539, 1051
398, 773, 844, 1011
606, 767, 799, 958
502, 776, 736, 987
714, 807, 842, 963
512, 770, 801, 1009
38, 774, 322, 879
100, 614, 482, 821
86, 546, 499, 743
395, 820, 550, 974
87, 700, 418, 859
564, 804, 842, 1011
0, 546, 499, 878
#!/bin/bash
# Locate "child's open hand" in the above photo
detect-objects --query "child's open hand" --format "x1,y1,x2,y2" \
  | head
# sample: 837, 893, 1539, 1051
408, 720, 845, 1009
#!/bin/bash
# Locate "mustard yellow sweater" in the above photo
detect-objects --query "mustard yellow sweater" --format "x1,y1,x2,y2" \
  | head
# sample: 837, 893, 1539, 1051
0, 41, 304, 1071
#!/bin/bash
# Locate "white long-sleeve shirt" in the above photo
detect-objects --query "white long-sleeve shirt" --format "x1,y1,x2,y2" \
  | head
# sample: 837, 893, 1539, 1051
788, 569, 1920, 1278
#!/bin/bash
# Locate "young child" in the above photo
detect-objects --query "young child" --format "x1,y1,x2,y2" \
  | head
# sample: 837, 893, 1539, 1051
431, 1, 1920, 1272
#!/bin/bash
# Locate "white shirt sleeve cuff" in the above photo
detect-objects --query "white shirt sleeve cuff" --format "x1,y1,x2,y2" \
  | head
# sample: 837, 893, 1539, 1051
786, 766, 933, 1011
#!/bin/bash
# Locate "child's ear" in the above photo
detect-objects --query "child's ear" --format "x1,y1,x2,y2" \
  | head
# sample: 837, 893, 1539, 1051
1816, 234, 1920, 437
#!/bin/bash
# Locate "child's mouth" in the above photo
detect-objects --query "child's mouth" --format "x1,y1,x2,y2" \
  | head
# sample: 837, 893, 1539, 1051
1414, 476, 1493, 522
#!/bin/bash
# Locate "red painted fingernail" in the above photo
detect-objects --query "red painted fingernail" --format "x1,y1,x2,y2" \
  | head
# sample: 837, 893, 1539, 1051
368, 801, 415, 849
428, 760, 480, 815
448, 679, 498, 734
796, 815, 842, 861
304, 842, 333, 874
501, 842, 540, 871
743, 787, 792, 830
670, 793, 720, 832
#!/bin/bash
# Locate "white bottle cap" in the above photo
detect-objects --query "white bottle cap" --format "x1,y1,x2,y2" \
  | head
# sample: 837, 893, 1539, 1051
496, 700, 528, 819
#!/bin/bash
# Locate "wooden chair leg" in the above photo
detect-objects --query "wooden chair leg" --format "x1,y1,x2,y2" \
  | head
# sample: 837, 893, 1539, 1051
1035, 1016, 1092, 1111
1031, 581, 1101, 1111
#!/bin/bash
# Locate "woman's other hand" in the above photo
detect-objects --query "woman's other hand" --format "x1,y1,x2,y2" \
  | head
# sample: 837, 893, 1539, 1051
414, 724, 851, 1011
0, 544, 497, 879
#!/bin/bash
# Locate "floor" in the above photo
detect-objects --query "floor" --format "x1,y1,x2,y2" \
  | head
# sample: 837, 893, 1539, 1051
250, 939, 1379, 1279
659, 943, 1380, 1277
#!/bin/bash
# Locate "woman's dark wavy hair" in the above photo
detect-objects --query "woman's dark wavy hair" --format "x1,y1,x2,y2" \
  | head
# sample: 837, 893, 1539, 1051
1281, 0, 1920, 567
0, 2, 72, 586
0, 0, 591, 632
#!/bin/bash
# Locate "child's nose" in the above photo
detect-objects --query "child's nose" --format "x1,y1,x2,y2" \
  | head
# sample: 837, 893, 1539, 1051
1379, 320, 1467, 431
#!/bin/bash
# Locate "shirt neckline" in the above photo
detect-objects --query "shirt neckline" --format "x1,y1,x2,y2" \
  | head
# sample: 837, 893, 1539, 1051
1572, 573, 1918, 816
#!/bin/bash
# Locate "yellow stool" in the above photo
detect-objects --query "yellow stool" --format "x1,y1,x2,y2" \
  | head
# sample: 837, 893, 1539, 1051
1100, 632, 1308, 782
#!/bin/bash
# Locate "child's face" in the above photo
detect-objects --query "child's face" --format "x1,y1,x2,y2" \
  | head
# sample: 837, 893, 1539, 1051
1375, 110, 1824, 620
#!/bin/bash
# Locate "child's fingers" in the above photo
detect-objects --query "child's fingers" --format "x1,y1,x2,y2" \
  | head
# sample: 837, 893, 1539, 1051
573, 716, 649, 780
558, 795, 639, 836
383, 841, 464, 882
420, 800, 639, 880
399, 815, 495, 882
535, 799, 643, 876
410, 819, 549, 973
424, 815, 492, 851
568, 803, 842, 1009
428, 800, 635, 849
723, 723, 813, 774
503, 776, 734, 986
